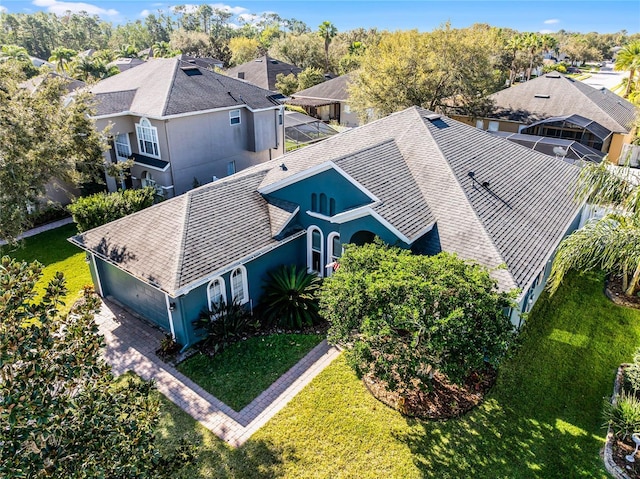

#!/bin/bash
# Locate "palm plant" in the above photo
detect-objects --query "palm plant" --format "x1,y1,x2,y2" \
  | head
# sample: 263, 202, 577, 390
615, 40, 640, 98
48, 47, 77, 74
318, 21, 337, 73
523, 32, 543, 81
193, 300, 255, 354
260, 264, 322, 329
548, 161, 640, 296
116, 44, 139, 59
0, 44, 30, 63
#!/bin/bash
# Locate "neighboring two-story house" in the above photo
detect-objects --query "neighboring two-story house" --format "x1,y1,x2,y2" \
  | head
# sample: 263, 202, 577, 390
450, 73, 638, 163
226, 55, 302, 92
70, 107, 583, 349
90, 57, 285, 197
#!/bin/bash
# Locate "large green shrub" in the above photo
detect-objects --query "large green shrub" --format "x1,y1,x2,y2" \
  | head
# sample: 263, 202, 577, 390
320, 242, 516, 394
603, 392, 640, 440
68, 187, 156, 232
260, 264, 322, 329
624, 348, 640, 392
193, 300, 257, 355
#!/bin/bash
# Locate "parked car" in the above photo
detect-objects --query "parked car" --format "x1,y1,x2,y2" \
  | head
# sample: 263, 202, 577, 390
566, 66, 582, 74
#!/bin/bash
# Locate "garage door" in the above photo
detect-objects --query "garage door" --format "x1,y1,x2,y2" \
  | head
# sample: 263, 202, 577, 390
98, 260, 171, 331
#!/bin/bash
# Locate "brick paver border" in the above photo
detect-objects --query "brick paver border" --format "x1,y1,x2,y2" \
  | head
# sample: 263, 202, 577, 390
95, 298, 341, 447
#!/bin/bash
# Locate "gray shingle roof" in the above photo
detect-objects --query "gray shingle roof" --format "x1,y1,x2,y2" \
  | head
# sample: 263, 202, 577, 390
290, 73, 353, 101
90, 57, 280, 117
226, 55, 302, 91
72, 106, 581, 297
488, 73, 638, 133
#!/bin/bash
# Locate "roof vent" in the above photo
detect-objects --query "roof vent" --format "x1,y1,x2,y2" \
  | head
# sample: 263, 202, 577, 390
270, 60, 279, 64
425, 113, 441, 121
254, 59, 263, 62
482, 181, 490, 188
546, 74, 561, 78
280, 163, 287, 171
180, 66, 202, 76
534, 94, 550, 99
237, 72, 244, 79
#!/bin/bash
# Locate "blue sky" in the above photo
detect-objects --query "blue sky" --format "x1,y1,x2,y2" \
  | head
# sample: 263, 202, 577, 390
0, 0, 638, 33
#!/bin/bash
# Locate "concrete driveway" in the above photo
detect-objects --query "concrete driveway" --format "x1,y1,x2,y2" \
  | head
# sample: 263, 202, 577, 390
581, 61, 627, 91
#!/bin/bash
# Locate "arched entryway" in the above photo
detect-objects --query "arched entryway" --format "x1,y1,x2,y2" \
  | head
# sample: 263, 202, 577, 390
349, 230, 376, 246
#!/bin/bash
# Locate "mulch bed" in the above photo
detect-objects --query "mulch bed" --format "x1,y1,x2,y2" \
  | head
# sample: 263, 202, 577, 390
606, 275, 640, 310
363, 368, 496, 419
611, 437, 640, 478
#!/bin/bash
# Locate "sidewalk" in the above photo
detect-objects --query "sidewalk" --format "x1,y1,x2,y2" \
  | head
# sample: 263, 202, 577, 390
95, 297, 341, 447
0, 217, 74, 246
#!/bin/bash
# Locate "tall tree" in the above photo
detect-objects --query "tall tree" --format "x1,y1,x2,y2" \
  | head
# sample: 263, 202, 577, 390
615, 40, 640, 98
48, 46, 77, 73
548, 161, 640, 296
228, 36, 260, 65
0, 64, 107, 242
318, 21, 337, 72
0, 257, 188, 477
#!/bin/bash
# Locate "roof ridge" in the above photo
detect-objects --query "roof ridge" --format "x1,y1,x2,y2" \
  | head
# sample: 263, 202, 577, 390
409, 110, 518, 290
172, 193, 192, 293
161, 58, 180, 117
562, 75, 629, 132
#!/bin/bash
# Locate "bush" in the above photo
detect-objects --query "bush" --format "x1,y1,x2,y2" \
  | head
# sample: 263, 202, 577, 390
30, 202, 69, 227
603, 392, 640, 440
260, 264, 322, 329
320, 242, 516, 394
193, 300, 257, 355
543, 63, 567, 74
68, 187, 156, 232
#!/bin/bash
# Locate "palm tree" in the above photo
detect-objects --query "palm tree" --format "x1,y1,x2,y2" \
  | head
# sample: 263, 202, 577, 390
0, 44, 30, 64
151, 41, 179, 58
116, 44, 139, 59
505, 34, 524, 86
615, 40, 640, 98
48, 47, 77, 74
318, 21, 337, 73
523, 32, 543, 81
548, 161, 640, 296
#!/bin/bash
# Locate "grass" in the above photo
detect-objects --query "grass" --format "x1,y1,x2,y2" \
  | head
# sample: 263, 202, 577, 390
177, 334, 323, 411
157, 271, 640, 478
9, 227, 640, 476
0, 223, 90, 309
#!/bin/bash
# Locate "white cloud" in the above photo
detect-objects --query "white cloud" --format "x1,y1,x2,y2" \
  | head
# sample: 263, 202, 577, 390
539, 29, 554, 34
544, 19, 560, 25
0, 5, 7, 13
140, 9, 151, 17
211, 3, 248, 15
152, 2, 164, 6
32, 0, 118, 16
237, 12, 258, 24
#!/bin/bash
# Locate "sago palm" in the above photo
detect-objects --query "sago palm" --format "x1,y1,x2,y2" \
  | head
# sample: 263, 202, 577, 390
261, 264, 322, 329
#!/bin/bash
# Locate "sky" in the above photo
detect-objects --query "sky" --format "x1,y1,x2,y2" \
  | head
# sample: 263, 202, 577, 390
0, 0, 639, 34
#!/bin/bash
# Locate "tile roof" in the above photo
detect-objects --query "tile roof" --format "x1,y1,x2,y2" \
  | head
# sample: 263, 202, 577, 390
488, 73, 638, 133
290, 73, 353, 102
226, 55, 302, 91
72, 106, 581, 297
90, 57, 280, 118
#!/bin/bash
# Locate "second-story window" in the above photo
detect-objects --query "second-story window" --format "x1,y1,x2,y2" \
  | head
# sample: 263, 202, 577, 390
230, 109, 241, 125
135, 118, 160, 158
114, 133, 131, 160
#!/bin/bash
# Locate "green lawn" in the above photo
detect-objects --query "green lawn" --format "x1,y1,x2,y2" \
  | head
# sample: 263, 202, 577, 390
0, 224, 90, 308
7, 227, 640, 477
177, 334, 323, 411
158, 271, 640, 478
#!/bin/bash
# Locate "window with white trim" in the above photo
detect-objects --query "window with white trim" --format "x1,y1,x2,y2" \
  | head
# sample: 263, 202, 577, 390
230, 267, 248, 304
141, 171, 156, 188
135, 118, 160, 158
488, 121, 499, 132
343, 104, 351, 114
207, 277, 227, 309
114, 133, 131, 159
327, 232, 341, 277
230, 109, 241, 125
475, 119, 484, 130
307, 226, 324, 276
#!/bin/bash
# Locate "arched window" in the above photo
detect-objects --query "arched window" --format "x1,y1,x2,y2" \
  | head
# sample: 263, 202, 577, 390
230, 266, 248, 304
207, 277, 226, 310
141, 171, 156, 188
319, 193, 328, 215
135, 117, 160, 158
327, 232, 341, 277
329, 198, 336, 216
311, 193, 318, 212
307, 226, 324, 275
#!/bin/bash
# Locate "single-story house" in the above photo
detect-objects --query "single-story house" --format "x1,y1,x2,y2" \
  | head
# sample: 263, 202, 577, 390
450, 73, 639, 163
226, 55, 302, 92
288, 73, 359, 127
70, 106, 583, 348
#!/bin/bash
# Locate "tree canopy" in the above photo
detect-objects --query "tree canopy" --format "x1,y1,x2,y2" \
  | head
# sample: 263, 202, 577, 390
0, 257, 187, 477
0, 63, 107, 242
319, 242, 516, 395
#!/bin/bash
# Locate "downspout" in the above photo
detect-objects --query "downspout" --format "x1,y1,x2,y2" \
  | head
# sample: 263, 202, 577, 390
164, 293, 177, 340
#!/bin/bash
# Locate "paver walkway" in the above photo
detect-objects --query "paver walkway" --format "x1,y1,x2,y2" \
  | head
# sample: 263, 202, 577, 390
94, 297, 341, 447
0, 217, 74, 246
